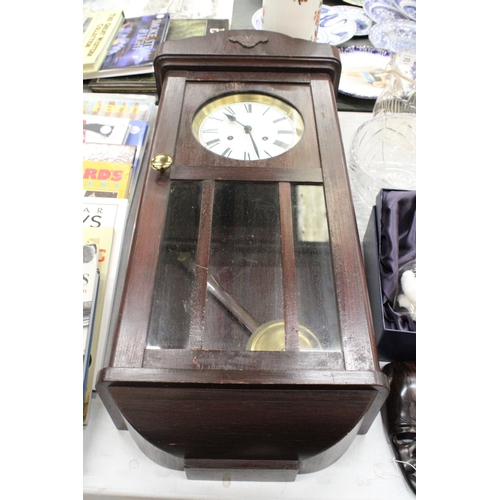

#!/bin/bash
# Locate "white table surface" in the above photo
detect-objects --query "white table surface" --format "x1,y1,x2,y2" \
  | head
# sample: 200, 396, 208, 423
83, 111, 415, 499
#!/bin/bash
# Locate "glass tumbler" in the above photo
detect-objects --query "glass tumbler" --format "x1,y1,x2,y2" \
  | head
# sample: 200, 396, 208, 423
373, 48, 416, 116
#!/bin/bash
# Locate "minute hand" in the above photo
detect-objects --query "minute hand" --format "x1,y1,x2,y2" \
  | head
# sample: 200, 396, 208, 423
247, 129, 260, 159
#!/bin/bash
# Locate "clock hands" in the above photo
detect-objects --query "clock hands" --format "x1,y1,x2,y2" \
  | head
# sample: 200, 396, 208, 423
224, 113, 246, 128
246, 129, 261, 159
224, 113, 261, 159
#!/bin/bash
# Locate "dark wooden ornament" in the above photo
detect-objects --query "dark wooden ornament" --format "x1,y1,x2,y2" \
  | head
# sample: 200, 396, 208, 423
97, 30, 389, 482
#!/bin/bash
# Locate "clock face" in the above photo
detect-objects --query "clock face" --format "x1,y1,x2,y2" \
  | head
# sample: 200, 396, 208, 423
192, 93, 304, 161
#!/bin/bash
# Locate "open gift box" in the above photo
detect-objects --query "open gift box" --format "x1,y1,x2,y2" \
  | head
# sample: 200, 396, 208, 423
363, 188, 416, 361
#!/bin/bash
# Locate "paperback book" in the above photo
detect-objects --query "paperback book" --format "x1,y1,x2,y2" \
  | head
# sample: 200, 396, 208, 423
83, 198, 128, 392
125, 119, 149, 195
87, 19, 229, 94
83, 226, 114, 424
83, 13, 170, 80
83, 114, 130, 144
83, 10, 124, 74
87, 74, 158, 95
83, 142, 136, 198
83, 243, 100, 408
82, 116, 149, 198
82, 94, 155, 202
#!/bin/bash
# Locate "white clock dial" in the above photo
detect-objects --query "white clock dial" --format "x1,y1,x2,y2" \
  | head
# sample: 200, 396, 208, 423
192, 94, 304, 161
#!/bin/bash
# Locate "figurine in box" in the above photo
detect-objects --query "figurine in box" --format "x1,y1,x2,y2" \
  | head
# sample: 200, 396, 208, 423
395, 260, 416, 322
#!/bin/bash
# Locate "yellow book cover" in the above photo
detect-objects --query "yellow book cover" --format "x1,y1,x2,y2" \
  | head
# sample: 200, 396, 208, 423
83, 159, 133, 198
82, 226, 114, 424
83, 142, 136, 198
83, 10, 124, 72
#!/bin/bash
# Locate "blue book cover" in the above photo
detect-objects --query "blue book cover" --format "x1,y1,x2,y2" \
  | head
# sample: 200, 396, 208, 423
125, 119, 150, 198
97, 13, 170, 76
125, 119, 149, 171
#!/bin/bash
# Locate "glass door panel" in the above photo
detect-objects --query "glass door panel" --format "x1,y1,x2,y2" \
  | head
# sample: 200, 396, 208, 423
204, 182, 283, 350
293, 185, 341, 352
147, 181, 202, 349
146, 181, 340, 353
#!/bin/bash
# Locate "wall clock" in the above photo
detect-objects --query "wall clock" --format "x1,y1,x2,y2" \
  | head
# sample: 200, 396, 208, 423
97, 30, 389, 482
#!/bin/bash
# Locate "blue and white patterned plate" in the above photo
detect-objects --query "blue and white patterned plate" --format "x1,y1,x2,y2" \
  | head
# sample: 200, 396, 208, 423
339, 45, 392, 99
369, 19, 416, 52
395, 0, 416, 21
328, 6, 374, 36
363, 0, 409, 24
317, 7, 358, 45
251, 6, 357, 46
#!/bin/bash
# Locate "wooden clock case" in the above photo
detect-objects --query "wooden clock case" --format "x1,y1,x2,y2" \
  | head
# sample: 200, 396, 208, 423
97, 30, 389, 482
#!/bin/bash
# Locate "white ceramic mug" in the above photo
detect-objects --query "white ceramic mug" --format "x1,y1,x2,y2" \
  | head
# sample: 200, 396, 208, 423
262, 0, 323, 42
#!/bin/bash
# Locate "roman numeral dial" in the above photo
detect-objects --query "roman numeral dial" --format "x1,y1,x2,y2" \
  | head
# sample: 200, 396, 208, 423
192, 93, 304, 161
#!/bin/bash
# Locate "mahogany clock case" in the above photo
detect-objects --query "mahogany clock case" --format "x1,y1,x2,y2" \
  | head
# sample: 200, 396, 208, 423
97, 30, 389, 481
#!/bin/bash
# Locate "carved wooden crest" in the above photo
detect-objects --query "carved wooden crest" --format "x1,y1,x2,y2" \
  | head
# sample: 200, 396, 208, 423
229, 34, 269, 48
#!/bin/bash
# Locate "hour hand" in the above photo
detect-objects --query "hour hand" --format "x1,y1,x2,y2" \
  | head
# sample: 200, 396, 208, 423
224, 113, 246, 128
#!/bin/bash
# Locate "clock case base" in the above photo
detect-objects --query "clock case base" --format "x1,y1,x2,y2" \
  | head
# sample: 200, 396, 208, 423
98, 365, 388, 481
97, 30, 389, 481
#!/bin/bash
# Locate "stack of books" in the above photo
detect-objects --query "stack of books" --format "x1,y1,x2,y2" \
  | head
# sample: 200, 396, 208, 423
81, 7, 229, 424
85, 17, 229, 94
83, 9, 170, 80
82, 92, 157, 424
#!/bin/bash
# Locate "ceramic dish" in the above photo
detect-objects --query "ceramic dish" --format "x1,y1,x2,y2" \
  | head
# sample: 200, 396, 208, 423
328, 5, 374, 36
369, 19, 416, 52
363, 0, 409, 24
251, 6, 357, 46
339, 45, 392, 99
317, 7, 358, 45
395, 0, 416, 21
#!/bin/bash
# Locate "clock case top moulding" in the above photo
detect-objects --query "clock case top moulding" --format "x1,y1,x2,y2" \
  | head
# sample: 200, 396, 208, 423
97, 30, 389, 482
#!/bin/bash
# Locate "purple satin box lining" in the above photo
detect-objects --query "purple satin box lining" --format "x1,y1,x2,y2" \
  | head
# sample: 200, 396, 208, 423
363, 188, 416, 362
379, 189, 416, 332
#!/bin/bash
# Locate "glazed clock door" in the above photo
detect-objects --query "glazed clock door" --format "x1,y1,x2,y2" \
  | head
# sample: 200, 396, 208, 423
109, 76, 377, 375
138, 63, 343, 359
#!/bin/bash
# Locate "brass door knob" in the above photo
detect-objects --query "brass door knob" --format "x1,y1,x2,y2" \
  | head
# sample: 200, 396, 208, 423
150, 154, 173, 171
